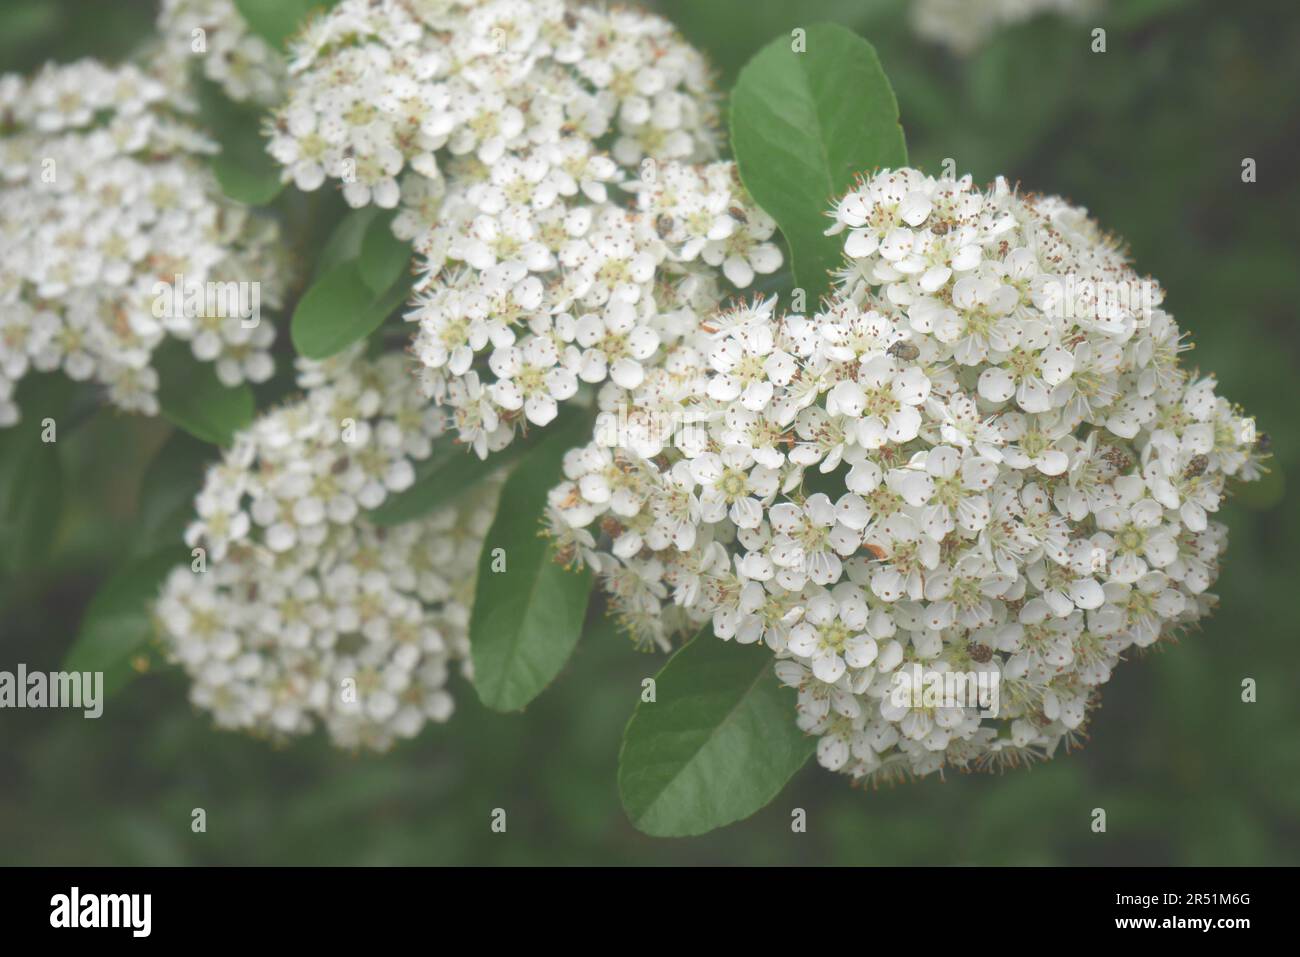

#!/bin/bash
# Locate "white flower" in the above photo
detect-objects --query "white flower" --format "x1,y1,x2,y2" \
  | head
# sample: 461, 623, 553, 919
787, 584, 889, 683
829, 354, 931, 449
273, 0, 772, 458
160, 350, 484, 751
700, 203, 781, 287
690, 445, 779, 529
0, 59, 288, 428
569, 300, 660, 388
488, 334, 578, 426
766, 494, 862, 589
546, 164, 1264, 787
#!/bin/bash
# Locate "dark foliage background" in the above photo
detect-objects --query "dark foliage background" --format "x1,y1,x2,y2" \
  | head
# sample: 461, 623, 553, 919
1, 0, 1296, 864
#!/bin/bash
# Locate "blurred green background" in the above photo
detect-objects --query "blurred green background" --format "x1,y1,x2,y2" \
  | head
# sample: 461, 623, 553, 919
1, 0, 1297, 865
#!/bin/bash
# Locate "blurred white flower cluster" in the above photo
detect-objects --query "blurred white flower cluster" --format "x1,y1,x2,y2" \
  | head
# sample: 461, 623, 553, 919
157, 348, 495, 749
157, 0, 287, 104
547, 167, 1268, 782
912, 0, 1099, 54
268, 0, 780, 456
0, 58, 287, 427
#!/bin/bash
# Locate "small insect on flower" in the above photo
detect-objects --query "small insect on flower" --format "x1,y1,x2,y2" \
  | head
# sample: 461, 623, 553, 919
886, 340, 920, 361
1102, 446, 1132, 473
1183, 454, 1210, 479
968, 643, 993, 663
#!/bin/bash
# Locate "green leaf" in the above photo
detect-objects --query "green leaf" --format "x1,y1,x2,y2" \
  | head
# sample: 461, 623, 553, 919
358, 209, 412, 295
64, 547, 188, 698
136, 430, 215, 554
194, 75, 284, 207
315, 207, 377, 278
370, 403, 592, 527
155, 342, 256, 447
233, 0, 329, 49
213, 142, 283, 207
730, 21, 907, 301
618, 630, 815, 837
291, 262, 413, 360
290, 263, 374, 356
0, 374, 74, 575
469, 421, 595, 712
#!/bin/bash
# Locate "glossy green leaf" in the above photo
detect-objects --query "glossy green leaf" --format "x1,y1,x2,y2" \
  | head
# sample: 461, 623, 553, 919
358, 209, 412, 295
290, 262, 413, 360
469, 422, 594, 712
213, 144, 283, 207
618, 630, 814, 837
315, 207, 378, 278
194, 75, 284, 207
154, 342, 256, 446
731, 22, 907, 300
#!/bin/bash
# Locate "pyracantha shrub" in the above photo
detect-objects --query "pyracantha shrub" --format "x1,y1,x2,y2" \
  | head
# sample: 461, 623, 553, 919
157, 349, 496, 749
269, 0, 781, 455
12, 0, 1259, 819
911, 0, 1100, 54
548, 167, 1268, 782
0, 59, 289, 427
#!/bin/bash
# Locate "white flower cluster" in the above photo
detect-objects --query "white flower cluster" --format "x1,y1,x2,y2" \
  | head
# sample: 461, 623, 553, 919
268, 0, 780, 455
157, 0, 287, 104
0, 59, 288, 427
157, 349, 495, 750
548, 167, 1268, 782
911, 0, 1099, 54
272, 0, 719, 199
